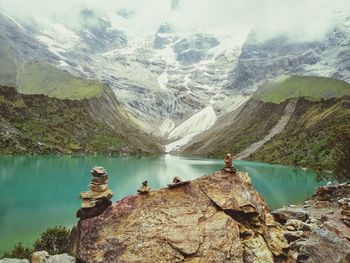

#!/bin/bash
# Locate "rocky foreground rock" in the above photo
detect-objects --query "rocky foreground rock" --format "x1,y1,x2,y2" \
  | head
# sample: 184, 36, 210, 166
0, 252, 75, 263
69, 170, 290, 262
273, 182, 350, 262
31, 251, 75, 263
3, 172, 349, 263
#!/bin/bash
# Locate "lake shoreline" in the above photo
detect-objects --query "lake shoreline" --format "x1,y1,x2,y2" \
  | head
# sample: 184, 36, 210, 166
0, 155, 331, 252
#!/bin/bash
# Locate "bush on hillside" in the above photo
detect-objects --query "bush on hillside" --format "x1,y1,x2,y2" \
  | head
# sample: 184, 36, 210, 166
33, 226, 70, 255
1, 226, 71, 260
331, 129, 350, 180
1, 242, 32, 259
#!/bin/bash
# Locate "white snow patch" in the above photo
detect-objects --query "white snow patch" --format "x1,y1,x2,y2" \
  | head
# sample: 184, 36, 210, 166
36, 22, 82, 59
37, 23, 81, 50
165, 135, 194, 153
157, 72, 168, 89
159, 118, 176, 136
165, 105, 217, 152
2, 13, 25, 30
156, 45, 178, 66
157, 32, 176, 38
57, 60, 70, 68
183, 74, 192, 89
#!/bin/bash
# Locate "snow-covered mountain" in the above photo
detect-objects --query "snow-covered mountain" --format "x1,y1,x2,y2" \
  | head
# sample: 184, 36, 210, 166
228, 15, 350, 92
1, 3, 350, 152
0, 9, 249, 151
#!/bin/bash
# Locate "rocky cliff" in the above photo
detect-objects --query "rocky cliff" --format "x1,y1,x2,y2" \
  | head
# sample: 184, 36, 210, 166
69, 170, 290, 262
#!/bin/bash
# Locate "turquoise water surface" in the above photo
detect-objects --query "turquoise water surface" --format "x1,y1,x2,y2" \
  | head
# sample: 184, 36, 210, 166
0, 155, 328, 253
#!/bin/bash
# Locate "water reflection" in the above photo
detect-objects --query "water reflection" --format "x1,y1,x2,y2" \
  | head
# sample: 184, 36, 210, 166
0, 155, 327, 253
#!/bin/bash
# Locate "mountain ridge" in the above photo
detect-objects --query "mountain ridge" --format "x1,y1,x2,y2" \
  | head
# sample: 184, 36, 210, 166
254, 75, 350, 103
0, 85, 162, 155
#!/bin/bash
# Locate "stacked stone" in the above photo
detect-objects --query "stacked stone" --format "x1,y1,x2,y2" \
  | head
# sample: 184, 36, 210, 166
77, 167, 113, 219
222, 153, 237, 173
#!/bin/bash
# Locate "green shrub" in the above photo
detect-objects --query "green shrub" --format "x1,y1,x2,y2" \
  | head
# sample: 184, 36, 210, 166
1, 226, 71, 260
331, 130, 350, 180
33, 226, 70, 255
1, 242, 32, 259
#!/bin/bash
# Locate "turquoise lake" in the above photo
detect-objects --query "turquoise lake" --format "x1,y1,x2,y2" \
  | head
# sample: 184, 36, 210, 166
0, 155, 329, 253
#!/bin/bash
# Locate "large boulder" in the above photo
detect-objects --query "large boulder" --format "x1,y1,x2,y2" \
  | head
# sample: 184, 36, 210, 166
298, 227, 350, 263
31, 251, 75, 263
69, 171, 290, 262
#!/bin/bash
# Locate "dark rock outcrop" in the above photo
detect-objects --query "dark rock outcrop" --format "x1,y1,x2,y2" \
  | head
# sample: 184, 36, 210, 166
70, 171, 290, 262
172, 34, 219, 65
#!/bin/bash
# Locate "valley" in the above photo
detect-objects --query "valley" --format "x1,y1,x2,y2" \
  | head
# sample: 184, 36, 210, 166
0, 6, 350, 178
1, 1, 350, 262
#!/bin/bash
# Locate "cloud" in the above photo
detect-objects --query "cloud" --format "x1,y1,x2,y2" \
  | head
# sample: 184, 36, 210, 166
252, 0, 346, 42
0, 0, 348, 42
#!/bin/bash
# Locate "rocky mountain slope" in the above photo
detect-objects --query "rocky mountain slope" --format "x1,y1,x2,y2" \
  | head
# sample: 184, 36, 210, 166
181, 76, 350, 178
0, 11, 248, 139
69, 170, 290, 262
0, 86, 161, 154
228, 14, 350, 91
1, 7, 350, 152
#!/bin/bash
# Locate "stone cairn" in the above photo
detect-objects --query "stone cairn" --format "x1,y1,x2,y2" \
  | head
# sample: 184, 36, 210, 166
137, 180, 150, 194
77, 166, 113, 219
174, 176, 182, 183
222, 153, 237, 173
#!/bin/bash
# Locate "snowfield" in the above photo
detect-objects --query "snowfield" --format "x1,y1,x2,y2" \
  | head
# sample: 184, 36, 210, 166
165, 105, 217, 152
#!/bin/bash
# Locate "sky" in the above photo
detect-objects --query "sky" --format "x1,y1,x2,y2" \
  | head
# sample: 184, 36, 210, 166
0, 0, 349, 42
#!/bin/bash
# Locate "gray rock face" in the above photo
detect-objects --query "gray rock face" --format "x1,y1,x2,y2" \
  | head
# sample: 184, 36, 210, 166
273, 183, 350, 263
173, 34, 220, 65
0, 14, 60, 65
31, 251, 75, 263
298, 228, 350, 263
153, 22, 177, 49
79, 9, 127, 52
176, 49, 205, 64
230, 33, 321, 90
0, 259, 30, 263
